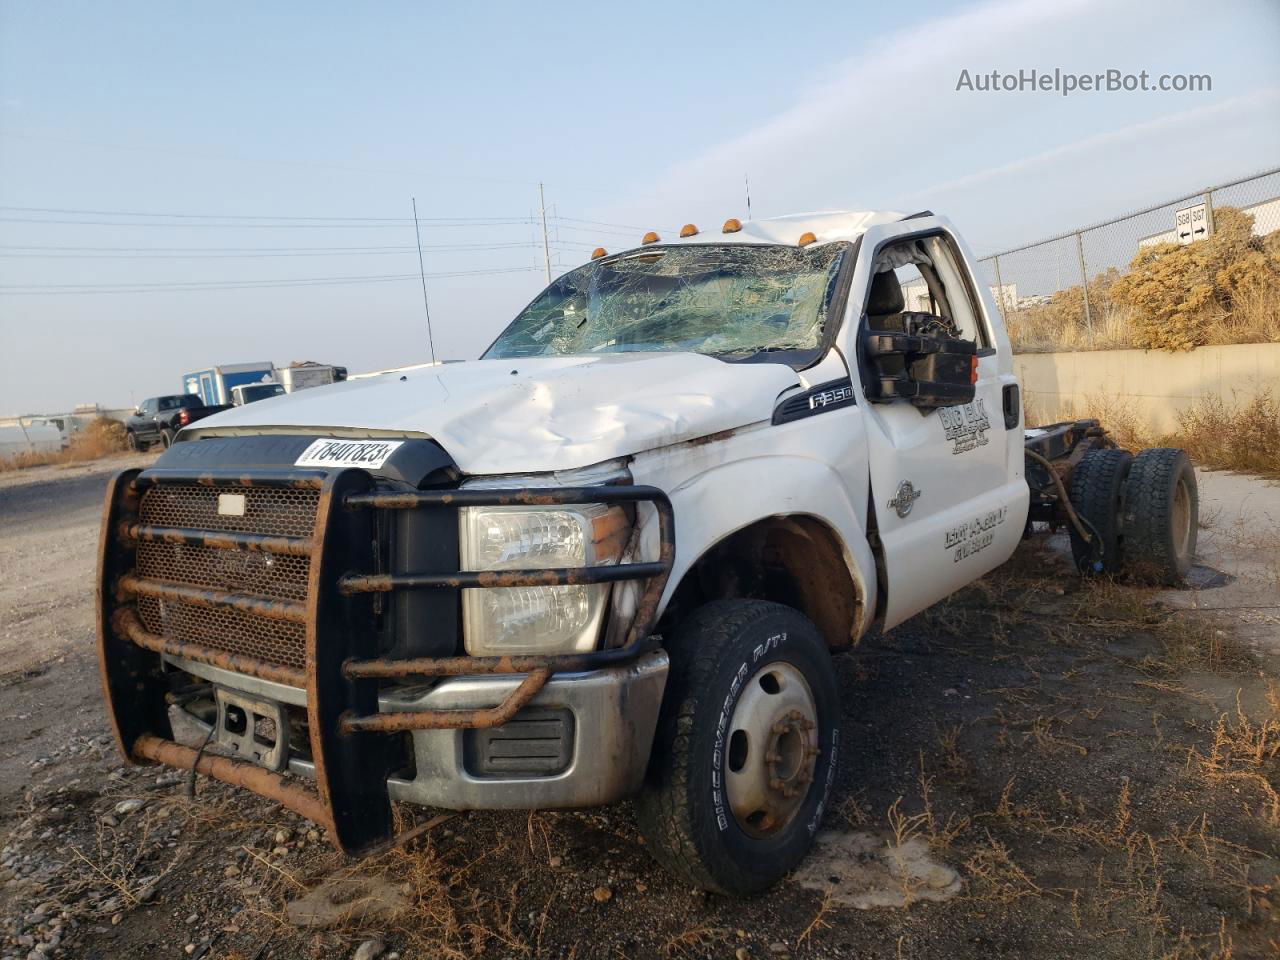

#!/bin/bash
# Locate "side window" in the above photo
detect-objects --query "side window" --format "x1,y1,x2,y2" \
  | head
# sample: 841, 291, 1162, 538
141, 400, 155, 415
866, 235, 988, 348
159, 397, 178, 411
922, 237, 988, 347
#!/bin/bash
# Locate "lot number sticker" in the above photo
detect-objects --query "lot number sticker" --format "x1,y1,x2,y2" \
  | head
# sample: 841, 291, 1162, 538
294, 438, 404, 469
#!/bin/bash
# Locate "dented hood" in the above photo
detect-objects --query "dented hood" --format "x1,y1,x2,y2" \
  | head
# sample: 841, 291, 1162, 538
188, 353, 799, 476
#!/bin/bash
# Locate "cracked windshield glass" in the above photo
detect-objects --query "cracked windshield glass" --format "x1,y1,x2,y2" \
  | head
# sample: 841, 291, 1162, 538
485, 243, 847, 363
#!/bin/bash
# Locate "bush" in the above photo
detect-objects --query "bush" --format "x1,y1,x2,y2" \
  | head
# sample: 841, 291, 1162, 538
66, 416, 128, 459
1111, 207, 1280, 350
0, 416, 129, 471
1007, 207, 1280, 353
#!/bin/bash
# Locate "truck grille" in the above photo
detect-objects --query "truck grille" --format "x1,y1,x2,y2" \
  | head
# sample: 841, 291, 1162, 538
134, 482, 320, 674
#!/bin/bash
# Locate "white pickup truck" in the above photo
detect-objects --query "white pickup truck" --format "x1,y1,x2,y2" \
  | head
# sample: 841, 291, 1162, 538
96, 210, 1198, 894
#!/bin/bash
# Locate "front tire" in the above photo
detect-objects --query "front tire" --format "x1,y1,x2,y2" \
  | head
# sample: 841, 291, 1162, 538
635, 600, 840, 895
160, 428, 175, 449
125, 431, 139, 452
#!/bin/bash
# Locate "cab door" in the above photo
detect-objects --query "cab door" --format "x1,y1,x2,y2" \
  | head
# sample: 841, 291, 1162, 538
842, 219, 1027, 629
135, 399, 158, 442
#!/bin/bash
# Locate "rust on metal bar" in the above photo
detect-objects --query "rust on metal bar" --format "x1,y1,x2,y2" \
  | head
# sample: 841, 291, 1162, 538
344, 485, 666, 511
338, 561, 668, 595
339, 669, 551, 733
131, 469, 326, 492
132, 734, 332, 830
115, 608, 307, 688
343, 634, 657, 680
120, 523, 314, 556
118, 574, 307, 623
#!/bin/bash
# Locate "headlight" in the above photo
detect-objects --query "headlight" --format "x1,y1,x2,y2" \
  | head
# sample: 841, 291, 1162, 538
460, 503, 630, 655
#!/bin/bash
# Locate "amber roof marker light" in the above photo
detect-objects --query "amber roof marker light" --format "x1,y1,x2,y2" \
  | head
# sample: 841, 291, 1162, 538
722, 218, 743, 234
679, 223, 699, 238
798, 231, 817, 247
641, 231, 660, 245
591, 247, 608, 259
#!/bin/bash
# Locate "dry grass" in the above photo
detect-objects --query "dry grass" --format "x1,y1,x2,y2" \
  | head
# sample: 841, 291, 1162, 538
1190, 689, 1280, 827
1008, 206, 1280, 353
0, 417, 128, 472
1027, 388, 1280, 478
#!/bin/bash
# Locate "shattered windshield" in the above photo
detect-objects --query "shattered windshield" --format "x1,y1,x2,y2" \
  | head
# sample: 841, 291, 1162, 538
485, 243, 848, 365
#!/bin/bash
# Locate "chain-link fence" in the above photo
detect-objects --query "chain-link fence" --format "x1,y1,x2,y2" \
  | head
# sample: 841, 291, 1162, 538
969, 167, 1280, 350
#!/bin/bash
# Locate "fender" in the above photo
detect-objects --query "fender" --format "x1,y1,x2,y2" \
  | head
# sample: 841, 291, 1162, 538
630, 446, 878, 643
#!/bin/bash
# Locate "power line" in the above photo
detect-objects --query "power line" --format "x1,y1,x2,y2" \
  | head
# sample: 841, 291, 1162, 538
0, 242, 535, 253
0, 265, 541, 295
0, 243, 537, 259
0, 204, 531, 223
551, 215, 678, 232
0, 216, 535, 229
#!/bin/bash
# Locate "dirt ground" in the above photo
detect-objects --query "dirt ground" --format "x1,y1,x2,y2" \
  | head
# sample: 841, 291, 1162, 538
1, 460, 1277, 960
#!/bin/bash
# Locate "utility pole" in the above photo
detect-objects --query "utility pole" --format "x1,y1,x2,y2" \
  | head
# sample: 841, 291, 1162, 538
411, 197, 438, 365
538, 182, 552, 283
744, 174, 753, 221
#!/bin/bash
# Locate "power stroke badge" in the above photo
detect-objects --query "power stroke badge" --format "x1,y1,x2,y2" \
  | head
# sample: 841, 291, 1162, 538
940, 398, 991, 455
295, 438, 404, 469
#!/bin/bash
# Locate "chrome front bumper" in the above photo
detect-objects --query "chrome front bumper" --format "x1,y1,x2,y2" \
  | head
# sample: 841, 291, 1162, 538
166, 650, 669, 810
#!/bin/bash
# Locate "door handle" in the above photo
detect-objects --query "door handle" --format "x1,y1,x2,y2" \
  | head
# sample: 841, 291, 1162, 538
1002, 384, 1020, 430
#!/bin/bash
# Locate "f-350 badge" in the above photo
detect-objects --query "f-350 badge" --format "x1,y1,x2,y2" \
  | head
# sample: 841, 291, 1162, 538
888, 481, 922, 518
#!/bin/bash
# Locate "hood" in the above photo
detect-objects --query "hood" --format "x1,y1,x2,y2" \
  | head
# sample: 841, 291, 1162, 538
188, 353, 800, 475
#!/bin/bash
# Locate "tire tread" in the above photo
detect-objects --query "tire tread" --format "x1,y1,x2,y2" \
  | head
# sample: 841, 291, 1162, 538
634, 600, 810, 893
1067, 447, 1132, 574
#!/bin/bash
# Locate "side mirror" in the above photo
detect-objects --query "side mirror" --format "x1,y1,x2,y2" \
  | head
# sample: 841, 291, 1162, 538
861, 313, 976, 409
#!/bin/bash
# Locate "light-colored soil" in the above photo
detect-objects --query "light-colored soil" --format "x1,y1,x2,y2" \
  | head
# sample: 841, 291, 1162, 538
0, 461, 1276, 959
0, 452, 158, 676
1163, 469, 1280, 662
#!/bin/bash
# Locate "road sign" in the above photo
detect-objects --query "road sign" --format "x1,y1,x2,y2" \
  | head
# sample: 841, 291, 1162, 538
1175, 202, 1211, 245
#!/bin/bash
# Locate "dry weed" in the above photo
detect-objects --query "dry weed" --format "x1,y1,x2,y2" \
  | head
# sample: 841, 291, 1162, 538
0, 417, 128, 471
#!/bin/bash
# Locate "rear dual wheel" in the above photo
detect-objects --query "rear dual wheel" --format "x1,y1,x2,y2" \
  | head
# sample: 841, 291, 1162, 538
1122, 448, 1197, 585
1067, 446, 1197, 585
635, 600, 840, 896
1067, 447, 1132, 575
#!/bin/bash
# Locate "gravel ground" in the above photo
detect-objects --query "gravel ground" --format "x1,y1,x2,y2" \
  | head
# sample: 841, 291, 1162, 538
0, 461, 1277, 960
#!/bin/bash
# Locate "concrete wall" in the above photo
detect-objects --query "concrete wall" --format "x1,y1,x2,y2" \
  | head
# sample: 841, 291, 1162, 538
1015, 343, 1280, 434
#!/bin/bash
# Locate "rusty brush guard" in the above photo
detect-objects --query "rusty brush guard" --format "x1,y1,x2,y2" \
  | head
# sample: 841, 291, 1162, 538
96, 466, 674, 854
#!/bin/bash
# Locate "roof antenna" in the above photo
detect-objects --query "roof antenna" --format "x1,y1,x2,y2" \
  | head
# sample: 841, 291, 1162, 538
411, 197, 438, 365
744, 174, 753, 221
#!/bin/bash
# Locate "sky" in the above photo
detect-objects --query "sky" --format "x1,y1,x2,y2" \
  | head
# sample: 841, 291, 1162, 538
1, 0, 1278, 416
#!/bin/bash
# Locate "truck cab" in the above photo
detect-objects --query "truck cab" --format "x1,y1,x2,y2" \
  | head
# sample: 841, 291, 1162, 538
96, 211, 1188, 894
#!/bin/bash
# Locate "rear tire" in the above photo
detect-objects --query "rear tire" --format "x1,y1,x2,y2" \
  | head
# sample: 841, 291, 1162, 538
1122, 448, 1197, 585
634, 600, 840, 896
1067, 447, 1132, 575
160, 428, 175, 449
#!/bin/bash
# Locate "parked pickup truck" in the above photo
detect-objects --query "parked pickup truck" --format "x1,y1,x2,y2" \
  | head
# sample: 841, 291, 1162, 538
124, 394, 230, 450
97, 211, 1198, 894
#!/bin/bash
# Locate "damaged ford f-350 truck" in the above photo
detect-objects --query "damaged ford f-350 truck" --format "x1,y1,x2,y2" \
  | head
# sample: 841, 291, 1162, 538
97, 211, 1198, 895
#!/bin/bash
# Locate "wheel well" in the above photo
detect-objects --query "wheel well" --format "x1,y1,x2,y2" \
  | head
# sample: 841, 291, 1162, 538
657, 516, 861, 650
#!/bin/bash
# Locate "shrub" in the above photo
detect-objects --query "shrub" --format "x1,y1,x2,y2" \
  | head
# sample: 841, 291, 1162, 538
1111, 207, 1280, 350
1007, 207, 1280, 353
0, 416, 129, 471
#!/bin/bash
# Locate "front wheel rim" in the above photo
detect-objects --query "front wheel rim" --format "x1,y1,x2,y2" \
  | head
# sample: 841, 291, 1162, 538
724, 661, 820, 839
